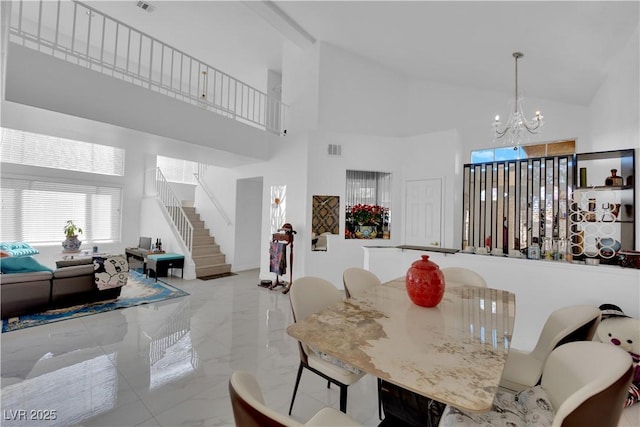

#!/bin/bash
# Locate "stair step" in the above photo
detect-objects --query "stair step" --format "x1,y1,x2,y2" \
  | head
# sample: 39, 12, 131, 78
193, 235, 216, 246
192, 245, 221, 257
188, 219, 205, 229
196, 264, 232, 278
177, 205, 231, 275
193, 253, 226, 265
193, 228, 210, 237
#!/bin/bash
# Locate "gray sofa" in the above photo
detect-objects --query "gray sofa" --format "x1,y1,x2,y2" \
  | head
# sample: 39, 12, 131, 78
1, 259, 123, 319
51, 263, 121, 308
0, 271, 53, 318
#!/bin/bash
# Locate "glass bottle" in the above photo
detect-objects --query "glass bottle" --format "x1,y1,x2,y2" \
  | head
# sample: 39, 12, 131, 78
528, 243, 540, 260
543, 237, 553, 260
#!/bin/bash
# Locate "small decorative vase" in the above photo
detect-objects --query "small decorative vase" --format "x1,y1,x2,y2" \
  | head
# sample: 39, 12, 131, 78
405, 255, 445, 307
356, 225, 377, 239
597, 237, 621, 258
605, 169, 624, 186
62, 235, 82, 252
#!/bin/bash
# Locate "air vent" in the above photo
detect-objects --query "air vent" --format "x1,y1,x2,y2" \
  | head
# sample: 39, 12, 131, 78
136, 1, 153, 12
327, 144, 342, 157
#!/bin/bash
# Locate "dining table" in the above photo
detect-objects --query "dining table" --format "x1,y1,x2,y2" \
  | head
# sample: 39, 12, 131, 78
286, 277, 516, 424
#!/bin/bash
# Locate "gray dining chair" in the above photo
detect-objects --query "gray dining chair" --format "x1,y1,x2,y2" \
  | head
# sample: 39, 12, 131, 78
499, 305, 601, 392
288, 276, 365, 415
342, 267, 382, 299
439, 341, 633, 427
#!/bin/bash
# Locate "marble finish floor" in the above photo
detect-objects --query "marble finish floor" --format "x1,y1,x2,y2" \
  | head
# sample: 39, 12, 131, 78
1, 269, 638, 426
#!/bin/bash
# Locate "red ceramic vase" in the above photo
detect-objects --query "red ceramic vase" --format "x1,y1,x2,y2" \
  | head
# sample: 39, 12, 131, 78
405, 255, 445, 307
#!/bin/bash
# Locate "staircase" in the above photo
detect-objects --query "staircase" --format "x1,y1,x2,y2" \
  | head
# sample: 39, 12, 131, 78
182, 206, 232, 278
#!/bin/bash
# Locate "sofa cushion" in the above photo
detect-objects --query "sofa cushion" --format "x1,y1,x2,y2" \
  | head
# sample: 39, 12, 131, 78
56, 257, 93, 268
0, 271, 53, 284
0, 242, 39, 257
53, 264, 95, 279
0, 256, 52, 274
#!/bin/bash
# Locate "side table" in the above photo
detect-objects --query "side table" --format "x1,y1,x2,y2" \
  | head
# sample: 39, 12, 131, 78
146, 253, 185, 281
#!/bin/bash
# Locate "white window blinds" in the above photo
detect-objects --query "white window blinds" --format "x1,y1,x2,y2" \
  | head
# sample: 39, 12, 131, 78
0, 178, 122, 244
1, 127, 124, 245
1, 127, 125, 176
156, 156, 199, 185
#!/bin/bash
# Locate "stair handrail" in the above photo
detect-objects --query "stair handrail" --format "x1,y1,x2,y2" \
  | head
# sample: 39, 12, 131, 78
7, 0, 287, 134
152, 167, 194, 255
193, 173, 232, 226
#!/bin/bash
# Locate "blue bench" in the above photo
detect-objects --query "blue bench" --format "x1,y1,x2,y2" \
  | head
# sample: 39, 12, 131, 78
146, 253, 184, 281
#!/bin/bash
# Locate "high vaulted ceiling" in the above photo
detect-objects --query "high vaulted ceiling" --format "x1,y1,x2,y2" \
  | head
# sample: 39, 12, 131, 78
82, 1, 640, 106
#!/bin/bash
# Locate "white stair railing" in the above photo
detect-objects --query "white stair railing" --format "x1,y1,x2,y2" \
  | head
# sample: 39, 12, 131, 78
7, 0, 287, 134
152, 167, 194, 255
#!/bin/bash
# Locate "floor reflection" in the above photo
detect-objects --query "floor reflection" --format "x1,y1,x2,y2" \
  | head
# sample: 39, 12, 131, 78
2, 351, 118, 426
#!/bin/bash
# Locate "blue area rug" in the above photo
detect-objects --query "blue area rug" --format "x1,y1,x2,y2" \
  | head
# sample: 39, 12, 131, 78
2, 270, 189, 333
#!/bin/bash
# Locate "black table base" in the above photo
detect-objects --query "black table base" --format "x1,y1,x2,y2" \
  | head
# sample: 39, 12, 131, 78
378, 380, 446, 427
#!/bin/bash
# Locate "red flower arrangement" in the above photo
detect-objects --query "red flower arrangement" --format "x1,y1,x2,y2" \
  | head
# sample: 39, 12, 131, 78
346, 204, 388, 226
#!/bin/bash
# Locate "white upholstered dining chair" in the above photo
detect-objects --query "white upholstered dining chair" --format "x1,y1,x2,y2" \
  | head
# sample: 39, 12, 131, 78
342, 267, 382, 299
440, 267, 487, 287
288, 277, 365, 415
342, 267, 384, 419
439, 341, 633, 427
229, 370, 363, 427
500, 305, 601, 392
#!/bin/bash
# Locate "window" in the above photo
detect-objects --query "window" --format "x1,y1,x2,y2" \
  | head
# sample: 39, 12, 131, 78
471, 140, 575, 163
1, 127, 124, 176
156, 156, 202, 185
0, 127, 124, 245
1, 178, 122, 244
345, 170, 391, 239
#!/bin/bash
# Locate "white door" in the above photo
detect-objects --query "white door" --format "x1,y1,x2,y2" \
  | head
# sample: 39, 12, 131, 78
405, 179, 442, 246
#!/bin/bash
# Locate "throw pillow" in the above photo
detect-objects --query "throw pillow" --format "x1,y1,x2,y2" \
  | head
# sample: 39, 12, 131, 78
93, 255, 129, 290
0, 256, 53, 273
0, 242, 40, 257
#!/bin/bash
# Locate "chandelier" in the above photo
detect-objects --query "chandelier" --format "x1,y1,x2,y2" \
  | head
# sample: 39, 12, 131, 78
493, 52, 543, 146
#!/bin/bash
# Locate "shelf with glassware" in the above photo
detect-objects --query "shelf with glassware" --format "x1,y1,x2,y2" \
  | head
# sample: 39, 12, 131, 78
570, 149, 635, 264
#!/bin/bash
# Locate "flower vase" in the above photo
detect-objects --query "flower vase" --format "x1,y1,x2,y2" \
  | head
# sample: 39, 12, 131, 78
405, 255, 445, 307
355, 225, 377, 239
62, 235, 82, 252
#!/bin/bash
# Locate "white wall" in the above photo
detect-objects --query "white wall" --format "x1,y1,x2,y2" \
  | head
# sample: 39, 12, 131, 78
282, 41, 320, 133
588, 25, 640, 249
588, 25, 639, 153
406, 79, 592, 159
171, 182, 196, 205
317, 43, 409, 136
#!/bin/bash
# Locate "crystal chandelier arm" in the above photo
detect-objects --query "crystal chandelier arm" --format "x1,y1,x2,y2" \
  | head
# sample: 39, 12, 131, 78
492, 52, 544, 144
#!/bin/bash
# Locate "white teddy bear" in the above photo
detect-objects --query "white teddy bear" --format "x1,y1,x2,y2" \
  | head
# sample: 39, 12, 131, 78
595, 304, 640, 407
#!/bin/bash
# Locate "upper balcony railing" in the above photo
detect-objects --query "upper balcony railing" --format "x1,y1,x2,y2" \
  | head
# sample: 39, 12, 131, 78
7, 0, 287, 134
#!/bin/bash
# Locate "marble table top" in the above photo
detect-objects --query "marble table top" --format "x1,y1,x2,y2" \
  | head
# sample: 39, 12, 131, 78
286, 277, 516, 412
